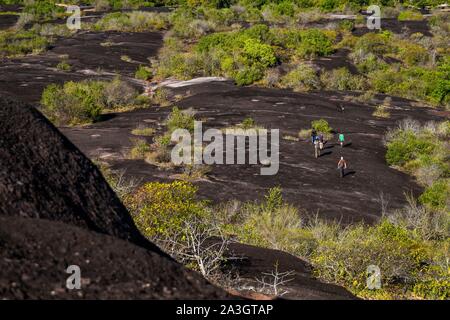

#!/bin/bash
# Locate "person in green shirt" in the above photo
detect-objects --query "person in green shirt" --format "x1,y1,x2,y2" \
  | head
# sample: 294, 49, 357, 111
338, 133, 345, 148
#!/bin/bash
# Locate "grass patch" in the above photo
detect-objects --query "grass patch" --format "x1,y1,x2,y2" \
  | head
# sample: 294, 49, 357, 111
129, 138, 151, 159
56, 60, 71, 72
372, 105, 390, 118
298, 128, 312, 139
131, 125, 155, 136
398, 10, 424, 21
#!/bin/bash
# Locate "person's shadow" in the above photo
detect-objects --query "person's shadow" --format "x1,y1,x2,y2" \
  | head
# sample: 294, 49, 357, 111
344, 169, 356, 177
319, 150, 332, 157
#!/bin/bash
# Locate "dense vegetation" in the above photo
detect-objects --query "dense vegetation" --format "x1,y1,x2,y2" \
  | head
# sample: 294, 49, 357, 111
112, 176, 449, 299
149, 2, 449, 107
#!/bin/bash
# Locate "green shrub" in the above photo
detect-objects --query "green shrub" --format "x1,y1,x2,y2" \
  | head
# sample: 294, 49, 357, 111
321, 67, 366, 91
296, 29, 334, 58
102, 77, 138, 109
56, 60, 71, 71
353, 32, 394, 58
280, 64, 320, 91
129, 138, 151, 159
125, 181, 209, 240
41, 78, 137, 125
263, 186, 283, 212
234, 65, 264, 85
373, 104, 390, 118
318, 0, 338, 11
356, 54, 388, 74
218, 188, 317, 256
242, 38, 276, 68
156, 52, 204, 80
166, 106, 195, 133
311, 119, 332, 133
419, 179, 450, 210
397, 42, 429, 66
338, 19, 354, 32
135, 65, 152, 80
41, 81, 103, 125
368, 65, 450, 107
386, 130, 435, 166
241, 117, 256, 129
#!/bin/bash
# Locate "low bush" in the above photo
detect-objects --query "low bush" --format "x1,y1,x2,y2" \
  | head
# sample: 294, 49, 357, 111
56, 60, 71, 71
295, 29, 334, 59
351, 32, 394, 62
152, 87, 171, 107
166, 106, 196, 133
125, 181, 209, 240
386, 130, 435, 166
102, 77, 138, 109
0, 30, 49, 57
397, 42, 429, 66
41, 78, 138, 125
320, 67, 366, 91
135, 65, 152, 80
41, 81, 103, 125
279, 64, 320, 91
419, 179, 450, 210
129, 138, 151, 159
373, 104, 390, 118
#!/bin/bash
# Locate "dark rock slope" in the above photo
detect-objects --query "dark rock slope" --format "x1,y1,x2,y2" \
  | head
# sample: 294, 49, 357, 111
0, 96, 157, 250
0, 96, 230, 299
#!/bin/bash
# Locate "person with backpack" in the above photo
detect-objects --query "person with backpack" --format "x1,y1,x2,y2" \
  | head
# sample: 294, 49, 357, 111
314, 138, 320, 158
337, 156, 347, 178
311, 129, 317, 144
338, 132, 345, 148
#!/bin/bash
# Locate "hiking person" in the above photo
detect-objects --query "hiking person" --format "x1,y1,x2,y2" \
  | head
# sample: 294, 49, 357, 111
337, 156, 347, 178
338, 132, 345, 148
319, 133, 324, 143
319, 139, 324, 151
314, 139, 320, 158
311, 129, 317, 144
